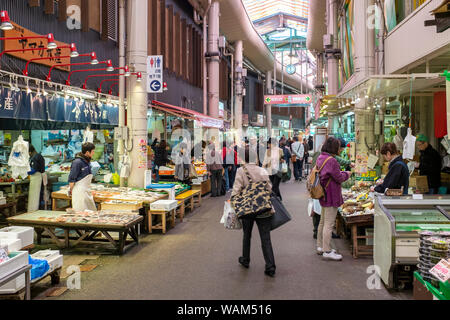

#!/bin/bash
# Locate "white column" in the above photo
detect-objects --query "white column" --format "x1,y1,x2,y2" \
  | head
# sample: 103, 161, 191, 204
234, 40, 243, 136
207, 1, 220, 119
118, 0, 126, 187
353, 0, 375, 83
326, 0, 339, 95
126, 0, 148, 188
266, 71, 272, 137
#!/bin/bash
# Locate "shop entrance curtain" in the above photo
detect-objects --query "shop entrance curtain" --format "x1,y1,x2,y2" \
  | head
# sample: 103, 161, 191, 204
434, 91, 447, 138
385, 0, 397, 32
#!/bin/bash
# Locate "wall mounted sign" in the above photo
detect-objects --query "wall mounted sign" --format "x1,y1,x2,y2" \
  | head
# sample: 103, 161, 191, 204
147, 55, 163, 93
264, 94, 312, 106
3, 22, 71, 71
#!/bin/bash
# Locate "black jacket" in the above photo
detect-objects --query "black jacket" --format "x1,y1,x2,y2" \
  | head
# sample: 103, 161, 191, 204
151, 139, 168, 167
419, 145, 442, 189
68, 153, 92, 183
374, 156, 409, 195
30, 153, 45, 174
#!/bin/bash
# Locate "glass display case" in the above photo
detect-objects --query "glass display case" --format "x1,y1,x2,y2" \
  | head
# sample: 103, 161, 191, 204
374, 195, 450, 289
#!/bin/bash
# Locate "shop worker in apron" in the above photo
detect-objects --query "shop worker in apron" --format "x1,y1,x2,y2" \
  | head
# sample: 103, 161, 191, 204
27, 145, 46, 212
68, 142, 97, 211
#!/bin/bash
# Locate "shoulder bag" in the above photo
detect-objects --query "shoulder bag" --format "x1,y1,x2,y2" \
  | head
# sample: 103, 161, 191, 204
230, 165, 273, 219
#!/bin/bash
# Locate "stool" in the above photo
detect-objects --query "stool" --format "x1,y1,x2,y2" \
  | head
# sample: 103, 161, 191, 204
149, 208, 176, 234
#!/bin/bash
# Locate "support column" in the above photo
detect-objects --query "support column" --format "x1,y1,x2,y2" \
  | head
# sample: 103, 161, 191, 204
118, 0, 126, 187
127, 0, 148, 188
326, 0, 339, 95
234, 40, 243, 137
353, 0, 375, 83
207, 1, 220, 119
265, 71, 272, 137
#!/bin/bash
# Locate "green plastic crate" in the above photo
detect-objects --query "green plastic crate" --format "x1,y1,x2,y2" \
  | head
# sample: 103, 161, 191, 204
440, 281, 450, 300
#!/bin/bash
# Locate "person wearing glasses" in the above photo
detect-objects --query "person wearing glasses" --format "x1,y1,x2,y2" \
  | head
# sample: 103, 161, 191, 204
415, 134, 442, 194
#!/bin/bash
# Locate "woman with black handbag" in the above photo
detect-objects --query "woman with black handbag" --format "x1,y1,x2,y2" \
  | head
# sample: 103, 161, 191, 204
231, 146, 276, 277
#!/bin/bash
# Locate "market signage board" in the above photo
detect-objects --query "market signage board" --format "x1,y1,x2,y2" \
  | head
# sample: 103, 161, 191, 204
147, 55, 163, 93
3, 22, 71, 71
264, 94, 312, 106
0, 87, 118, 125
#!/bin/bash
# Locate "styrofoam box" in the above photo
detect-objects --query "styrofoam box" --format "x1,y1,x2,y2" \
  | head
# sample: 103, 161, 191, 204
31, 250, 63, 272
0, 226, 34, 248
0, 198, 6, 205
0, 238, 22, 253
0, 251, 29, 294
150, 200, 178, 211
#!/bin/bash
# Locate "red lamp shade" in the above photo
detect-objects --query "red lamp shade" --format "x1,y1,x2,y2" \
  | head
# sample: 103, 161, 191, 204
0, 11, 13, 31
137, 72, 142, 82
90, 52, 99, 65
106, 60, 114, 72
46, 33, 57, 49
70, 43, 79, 58
163, 81, 167, 91
124, 65, 130, 77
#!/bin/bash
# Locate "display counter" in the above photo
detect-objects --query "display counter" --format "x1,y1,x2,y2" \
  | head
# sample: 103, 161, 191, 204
374, 195, 450, 289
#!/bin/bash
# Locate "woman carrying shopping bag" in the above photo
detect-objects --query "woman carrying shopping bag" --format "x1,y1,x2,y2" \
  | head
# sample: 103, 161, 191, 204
232, 146, 276, 277
315, 137, 351, 261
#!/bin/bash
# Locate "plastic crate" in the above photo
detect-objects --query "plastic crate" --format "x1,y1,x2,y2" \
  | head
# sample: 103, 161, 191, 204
441, 281, 450, 300
51, 181, 69, 192
0, 251, 29, 294
0, 238, 22, 253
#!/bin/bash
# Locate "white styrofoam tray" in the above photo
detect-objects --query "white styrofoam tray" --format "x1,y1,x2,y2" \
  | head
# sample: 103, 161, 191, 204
150, 200, 178, 211
0, 238, 22, 253
0, 226, 34, 248
0, 251, 29, 294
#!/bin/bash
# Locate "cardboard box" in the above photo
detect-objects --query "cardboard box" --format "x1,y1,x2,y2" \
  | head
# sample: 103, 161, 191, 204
413, 276, 433, 300
410, 176, 429, 193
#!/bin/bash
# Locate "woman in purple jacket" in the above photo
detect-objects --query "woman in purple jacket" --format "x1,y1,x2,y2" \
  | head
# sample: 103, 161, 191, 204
315, 137, 351, 261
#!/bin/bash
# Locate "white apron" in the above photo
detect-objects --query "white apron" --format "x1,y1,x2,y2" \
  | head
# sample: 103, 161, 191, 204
27, 172, 42, 212
71, 174, 97, 211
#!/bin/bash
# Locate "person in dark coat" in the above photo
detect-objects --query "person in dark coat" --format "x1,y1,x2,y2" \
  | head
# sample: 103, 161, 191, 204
372, 143, 409, 195
151, 138, 168, 183
415, 134, 442, 194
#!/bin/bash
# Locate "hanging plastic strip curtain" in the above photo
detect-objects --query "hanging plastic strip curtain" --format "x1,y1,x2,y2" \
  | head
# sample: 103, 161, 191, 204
384, 0, 397, 32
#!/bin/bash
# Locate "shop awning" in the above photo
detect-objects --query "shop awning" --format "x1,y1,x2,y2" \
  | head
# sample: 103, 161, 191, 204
150, 100, 223, 129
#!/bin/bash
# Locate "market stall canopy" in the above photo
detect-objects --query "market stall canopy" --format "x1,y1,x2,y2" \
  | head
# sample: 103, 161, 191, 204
150, 100, 223, 129
337, 74, 446, 99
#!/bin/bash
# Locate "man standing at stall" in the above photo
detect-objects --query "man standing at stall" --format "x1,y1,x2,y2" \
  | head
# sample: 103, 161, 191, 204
415, 134, 442, 194
68, 142, 97, 211
28, 145, 46, 211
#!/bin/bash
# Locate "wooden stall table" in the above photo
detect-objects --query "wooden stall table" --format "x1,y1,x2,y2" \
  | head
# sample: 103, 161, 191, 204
0, 202, 17, 220
192, 178, 211, 196
176, 200, 185, 222
7, 211, 143, 255
175, 190, 201, 213
148, 208, 176, 234
340, 213, 374, 259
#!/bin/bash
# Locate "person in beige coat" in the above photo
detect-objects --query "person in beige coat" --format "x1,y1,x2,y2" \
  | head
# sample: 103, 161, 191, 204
232, 146, 276, 277
262, 138, 284, 200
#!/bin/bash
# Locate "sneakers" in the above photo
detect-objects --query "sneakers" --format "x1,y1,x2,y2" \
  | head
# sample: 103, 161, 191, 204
316, 247, 323, 255
264, 270, 275, 277
238, 257, 249, 269
322, 250, 343, 261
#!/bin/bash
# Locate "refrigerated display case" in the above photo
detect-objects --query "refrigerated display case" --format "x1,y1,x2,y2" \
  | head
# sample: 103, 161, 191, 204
374, 195, 450, 289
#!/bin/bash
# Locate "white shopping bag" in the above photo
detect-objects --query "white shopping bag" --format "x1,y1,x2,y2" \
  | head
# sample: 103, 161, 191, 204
221, 201, 242, 230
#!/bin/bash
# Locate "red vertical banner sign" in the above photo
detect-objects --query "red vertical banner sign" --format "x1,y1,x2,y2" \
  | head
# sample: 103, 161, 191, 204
434, 91, 447, 138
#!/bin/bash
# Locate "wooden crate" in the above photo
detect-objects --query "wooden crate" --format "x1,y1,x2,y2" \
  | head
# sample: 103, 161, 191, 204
100, 201, 143, 212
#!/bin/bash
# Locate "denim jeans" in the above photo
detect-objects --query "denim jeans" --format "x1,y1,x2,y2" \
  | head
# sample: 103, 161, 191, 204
241, 217, 276, 273
224, 165, 236, 191
293, 159, 302, 180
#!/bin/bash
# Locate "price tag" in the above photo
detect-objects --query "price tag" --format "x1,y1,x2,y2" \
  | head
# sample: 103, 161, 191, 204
412, 194, 423, 200
430, 259, 450, 282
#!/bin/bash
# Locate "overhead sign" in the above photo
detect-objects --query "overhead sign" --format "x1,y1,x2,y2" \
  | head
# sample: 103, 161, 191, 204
264, 94, 312, 106
147, 55, 163, 93
3, 22, 71, 71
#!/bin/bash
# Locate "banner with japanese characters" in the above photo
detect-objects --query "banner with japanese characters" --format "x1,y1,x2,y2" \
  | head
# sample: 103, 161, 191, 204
0, 87, 118, 125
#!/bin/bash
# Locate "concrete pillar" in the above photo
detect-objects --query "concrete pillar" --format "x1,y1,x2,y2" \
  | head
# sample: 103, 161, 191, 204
326, 0, 339, 95
354, 0, 376, 82
265, 71, 272, 138
118, 0, 126, 187
126, 0, 148, 188
235, 40, 243, 137
207, 1, 220, 119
